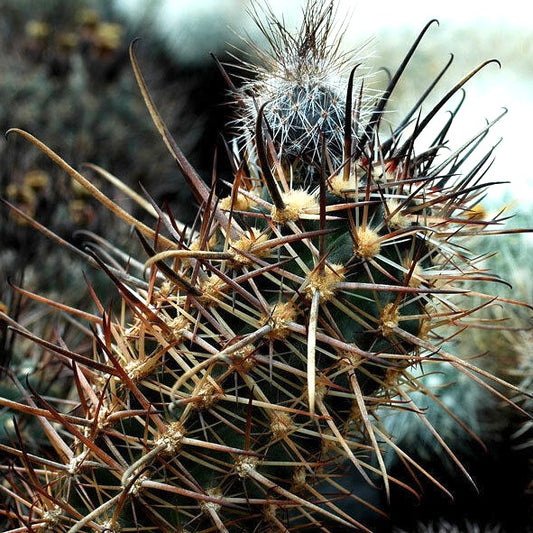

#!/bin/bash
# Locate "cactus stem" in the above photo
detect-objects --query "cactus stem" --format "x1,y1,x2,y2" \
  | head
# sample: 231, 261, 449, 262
3, 4, 531, 529
307, 288, 320, 415
256, 103, 286, 211
66, 492, 122, 533
171, 324, 274, 396
347, 361, 390, 499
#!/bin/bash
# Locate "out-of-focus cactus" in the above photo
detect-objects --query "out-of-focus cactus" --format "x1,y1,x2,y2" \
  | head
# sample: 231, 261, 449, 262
0, 0, 209, 284
393, 519, 504, 533
0, 1, 531, 531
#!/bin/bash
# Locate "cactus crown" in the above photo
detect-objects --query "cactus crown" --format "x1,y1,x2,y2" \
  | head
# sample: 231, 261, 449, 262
235, 0, 376, 187
0, 1, 530, 532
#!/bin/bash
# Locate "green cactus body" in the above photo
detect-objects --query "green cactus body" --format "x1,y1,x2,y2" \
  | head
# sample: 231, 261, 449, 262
0, 2, 530, 532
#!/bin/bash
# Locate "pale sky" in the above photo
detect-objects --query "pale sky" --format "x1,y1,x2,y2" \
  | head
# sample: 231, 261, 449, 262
116, 0, 531, 48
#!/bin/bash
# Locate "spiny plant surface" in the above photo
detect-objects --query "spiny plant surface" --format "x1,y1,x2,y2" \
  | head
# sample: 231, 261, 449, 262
0, 1, 531, 532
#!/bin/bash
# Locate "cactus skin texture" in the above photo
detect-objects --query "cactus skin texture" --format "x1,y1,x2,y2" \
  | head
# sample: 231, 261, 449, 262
0, 1, 531, 532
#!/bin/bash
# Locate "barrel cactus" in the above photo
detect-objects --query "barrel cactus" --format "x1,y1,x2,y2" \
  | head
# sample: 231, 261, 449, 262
0, 1, 530, 531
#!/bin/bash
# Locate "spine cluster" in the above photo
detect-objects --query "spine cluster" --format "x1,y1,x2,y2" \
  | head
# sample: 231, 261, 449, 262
236, 1, 374, 187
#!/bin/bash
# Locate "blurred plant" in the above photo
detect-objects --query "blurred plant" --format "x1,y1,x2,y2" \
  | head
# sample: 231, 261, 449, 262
393, 519, 504, 533
0, 0, 218, 291
0, 1, 531, 531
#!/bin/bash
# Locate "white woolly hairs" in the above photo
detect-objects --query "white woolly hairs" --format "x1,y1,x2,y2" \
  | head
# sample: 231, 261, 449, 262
235, 0, 376, 187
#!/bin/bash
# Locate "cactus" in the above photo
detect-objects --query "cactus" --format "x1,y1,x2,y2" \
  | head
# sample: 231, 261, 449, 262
235, 0, 373, 186
1, 1, 531, 531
